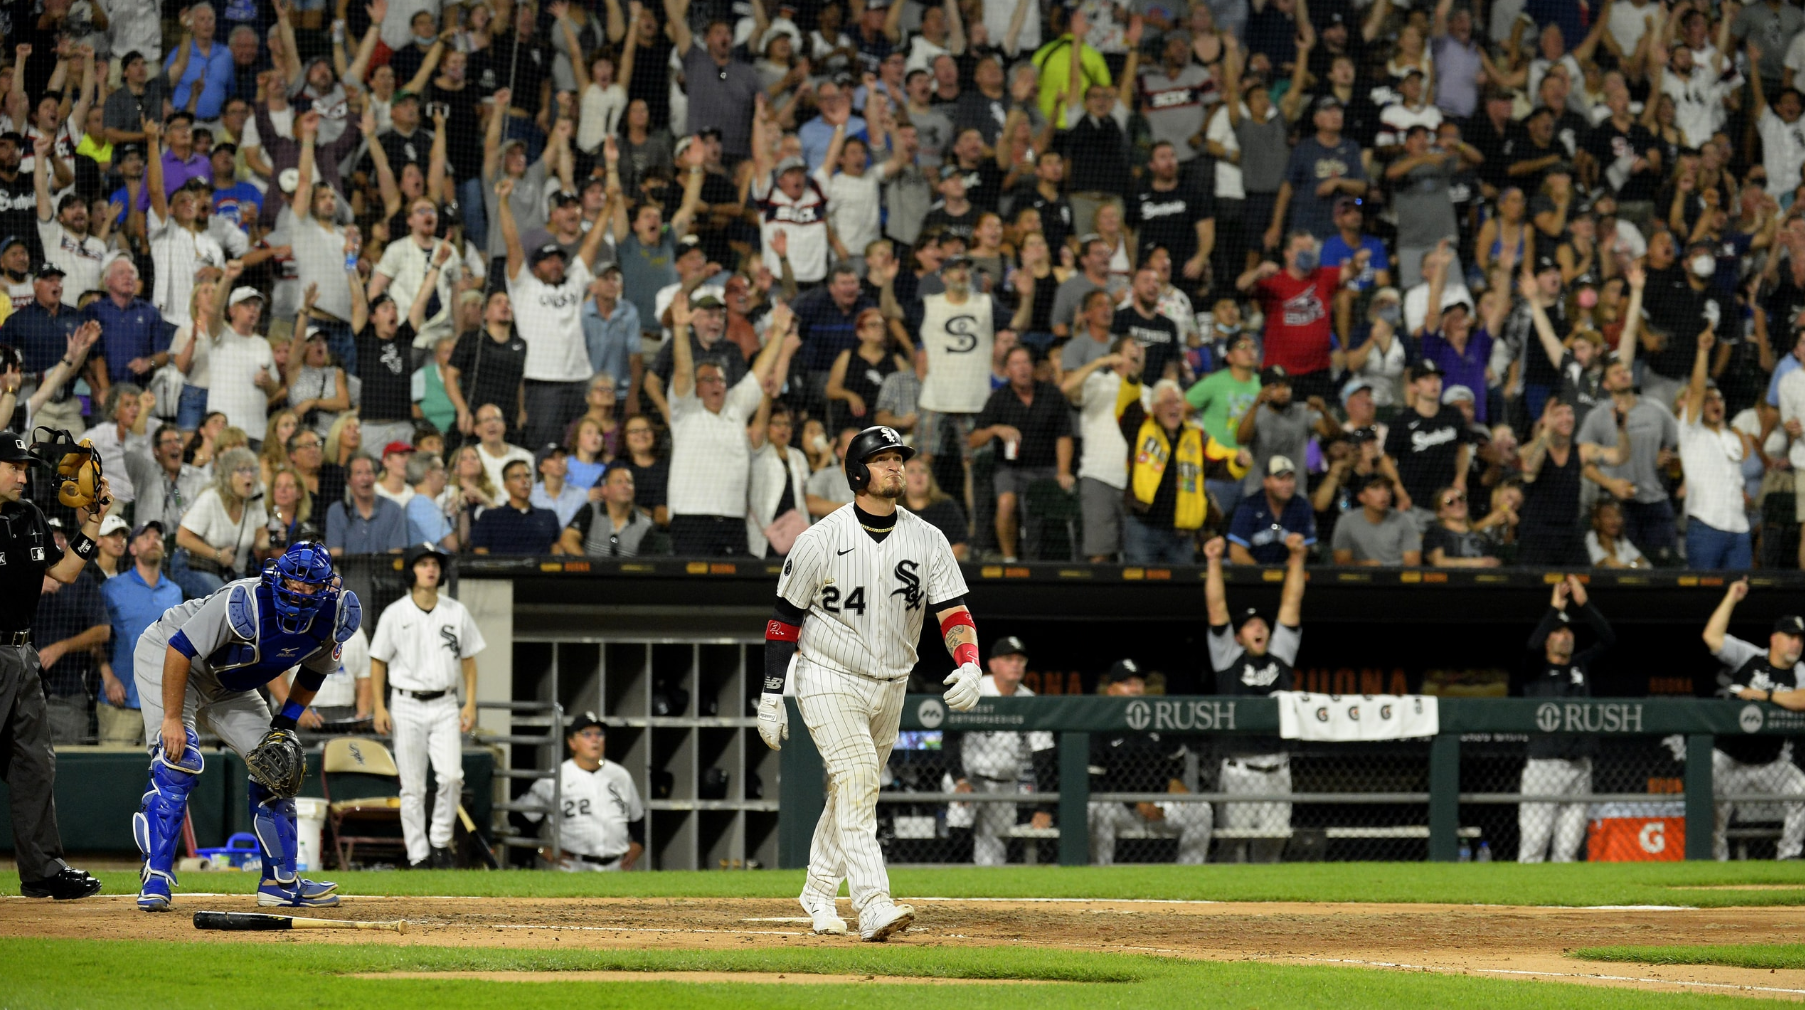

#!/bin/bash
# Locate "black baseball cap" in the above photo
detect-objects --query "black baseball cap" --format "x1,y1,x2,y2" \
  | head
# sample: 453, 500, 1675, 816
1776, 615, 1805, 638
1099, 658, 1143, 686
0, 430, 32, 464
130, 519, 165, 539
1232, 607, 1266, 631
1313, 94, 1343, 114
0, 131, 23, 147
35, 263, 66, 279
1410, 359, 1445, 380
568, 710, 607, 735
534, 442, 567, 467
991, 635, 1028, 659
1259, 364, 1290, 386
676, 233, 704, 256
529, 243, 568, 266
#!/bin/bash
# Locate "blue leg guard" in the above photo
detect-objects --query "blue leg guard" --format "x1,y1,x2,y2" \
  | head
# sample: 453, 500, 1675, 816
251, 781, 339, 907
249, 781, 298, 886
134, 730, 203, 912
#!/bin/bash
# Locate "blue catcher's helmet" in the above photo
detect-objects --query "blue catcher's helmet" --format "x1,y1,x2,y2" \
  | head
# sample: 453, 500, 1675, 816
264, 541, 340, 621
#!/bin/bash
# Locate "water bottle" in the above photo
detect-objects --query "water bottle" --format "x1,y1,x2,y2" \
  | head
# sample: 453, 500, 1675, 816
1457, 840, 1472, 862
1476, 840, 1492, 863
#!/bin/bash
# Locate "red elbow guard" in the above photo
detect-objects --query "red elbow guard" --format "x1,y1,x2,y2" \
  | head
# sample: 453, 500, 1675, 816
765, 620, 800, 643
940, 611, 979, 667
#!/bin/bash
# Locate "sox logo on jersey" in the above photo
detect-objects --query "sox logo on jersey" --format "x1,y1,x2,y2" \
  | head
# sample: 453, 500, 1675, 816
778, 506, 967, 682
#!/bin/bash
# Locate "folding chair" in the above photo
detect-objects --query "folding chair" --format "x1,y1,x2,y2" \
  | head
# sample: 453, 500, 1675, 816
320, 737, 406, 869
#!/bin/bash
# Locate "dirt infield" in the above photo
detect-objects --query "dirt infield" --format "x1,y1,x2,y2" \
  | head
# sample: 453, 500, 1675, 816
8, 894, 1805, 999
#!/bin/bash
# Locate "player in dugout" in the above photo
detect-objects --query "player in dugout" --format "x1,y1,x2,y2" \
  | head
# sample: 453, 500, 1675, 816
519, 711, 646, 871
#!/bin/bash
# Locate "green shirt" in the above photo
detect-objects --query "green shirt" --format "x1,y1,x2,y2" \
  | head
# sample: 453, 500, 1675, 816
1186, 370, 1261, 449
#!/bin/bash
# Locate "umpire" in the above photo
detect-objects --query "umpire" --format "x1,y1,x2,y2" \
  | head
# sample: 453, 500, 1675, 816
0, 429, 104, 898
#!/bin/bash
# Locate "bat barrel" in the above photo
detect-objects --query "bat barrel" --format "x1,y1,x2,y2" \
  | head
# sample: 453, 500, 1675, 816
193, 911, 291, 931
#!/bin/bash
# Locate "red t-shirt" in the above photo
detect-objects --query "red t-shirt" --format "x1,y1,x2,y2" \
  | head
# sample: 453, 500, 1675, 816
1254, 267, 1340, 376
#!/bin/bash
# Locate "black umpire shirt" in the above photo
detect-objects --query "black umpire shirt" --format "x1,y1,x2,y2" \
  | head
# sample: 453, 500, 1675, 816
1519, 603, 1614, 760
0, 497, 62, 632
1722, 654, 1799, 766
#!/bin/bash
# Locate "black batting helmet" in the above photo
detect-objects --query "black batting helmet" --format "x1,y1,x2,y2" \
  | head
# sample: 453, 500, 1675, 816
404, 541, 451, 586
844, 425, 916, 493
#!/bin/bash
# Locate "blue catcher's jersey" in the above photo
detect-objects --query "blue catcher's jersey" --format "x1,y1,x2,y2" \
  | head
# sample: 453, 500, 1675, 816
147, 577, 359, 693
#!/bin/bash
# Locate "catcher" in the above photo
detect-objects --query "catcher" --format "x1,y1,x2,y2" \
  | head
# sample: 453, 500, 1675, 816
131, 541, 360, 911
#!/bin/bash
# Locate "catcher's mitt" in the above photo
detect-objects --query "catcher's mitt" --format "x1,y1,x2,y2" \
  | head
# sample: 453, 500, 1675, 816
30, 428, 106, 510
245, 728, 305, 798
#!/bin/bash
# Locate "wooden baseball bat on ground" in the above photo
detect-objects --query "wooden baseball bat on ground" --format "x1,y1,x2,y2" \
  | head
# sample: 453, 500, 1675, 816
193, 911, 407, 934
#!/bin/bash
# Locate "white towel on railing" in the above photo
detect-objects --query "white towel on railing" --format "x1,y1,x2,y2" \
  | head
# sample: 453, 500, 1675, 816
1276, 692, 1440, 741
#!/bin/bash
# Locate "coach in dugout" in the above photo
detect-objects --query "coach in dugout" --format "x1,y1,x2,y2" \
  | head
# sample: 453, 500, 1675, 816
1517, 574, 1613, 863
1087, 659, 1213, 865
948, 636, 1055, 866
1203, 531, 1307, 862
519, 712, 645, 872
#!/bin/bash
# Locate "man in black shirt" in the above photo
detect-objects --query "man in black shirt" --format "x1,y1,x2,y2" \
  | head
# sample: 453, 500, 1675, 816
0, 132, 40, 263
1502, 108, 1564, 197
1204, 530, 1306, 862
1129, 141, 1214, 287
0, 430, 104, 899
1518, 575, 1613, 863
1112, 266, 1182, 382
1061, 84, 1131, 238
473, 5, 555, 155
970, 345, 1072, 561
1702, 579, 1805, 860
1381, 360, 1474, 520
1016, 150, 1074, 256
1581, 88, 1662, 225
351, 260, 430, 453
943, 129, 1007, 214
1086, 659, 1212, 865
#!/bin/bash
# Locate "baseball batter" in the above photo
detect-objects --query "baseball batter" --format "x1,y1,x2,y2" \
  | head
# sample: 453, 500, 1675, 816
134, 542, 361, 910
521, 712, 646, 871
756, 425, 983, 941
370, 543, 486, 869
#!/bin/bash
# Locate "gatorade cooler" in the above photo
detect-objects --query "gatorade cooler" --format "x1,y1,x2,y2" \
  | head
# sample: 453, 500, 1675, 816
1586, 801, 1684, 861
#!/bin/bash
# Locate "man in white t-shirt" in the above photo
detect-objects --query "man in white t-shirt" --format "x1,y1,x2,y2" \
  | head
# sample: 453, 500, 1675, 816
33, 136, 107, 298
753, 156, 831, 284
494, 169, 614, 451
1678, 328, 1751, 569
665, 293, 793, 555
1059, 337, 1142, 561
203, 266, 281, 435
1752, 42, 1805, 199
471, 402, 534, 492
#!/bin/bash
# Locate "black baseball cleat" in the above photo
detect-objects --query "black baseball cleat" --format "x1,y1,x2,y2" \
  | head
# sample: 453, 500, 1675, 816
21, 866, 102, 899
430, 846, 455, 869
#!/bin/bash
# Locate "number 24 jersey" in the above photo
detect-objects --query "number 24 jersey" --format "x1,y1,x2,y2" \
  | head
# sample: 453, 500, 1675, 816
776, 504, 968, 682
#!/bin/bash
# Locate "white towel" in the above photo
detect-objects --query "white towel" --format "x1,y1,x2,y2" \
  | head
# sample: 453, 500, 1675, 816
1276, 692, 1440, 742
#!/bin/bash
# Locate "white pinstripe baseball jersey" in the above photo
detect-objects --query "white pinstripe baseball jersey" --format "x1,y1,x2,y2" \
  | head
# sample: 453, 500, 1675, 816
777, 504, 968, 682
369, 594, 486, 692
522, 758, 644, 859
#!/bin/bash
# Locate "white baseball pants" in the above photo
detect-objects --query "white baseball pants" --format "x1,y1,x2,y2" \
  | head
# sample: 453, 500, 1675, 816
1517, 756, 1590, 863
1219, 755, 1291, 862
1713, 749, 1805, 861
392, 693, 463, 865
1088, 800, 1213, 865
794, 660, 905, 917
970, 777, 1023, 866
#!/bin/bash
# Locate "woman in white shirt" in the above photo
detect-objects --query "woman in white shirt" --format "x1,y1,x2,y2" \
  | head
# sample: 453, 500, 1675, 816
1095, 202, 1133, 295
174, 446, 270, 597
1344, 292, 1409, 408
569, 10, 631, 153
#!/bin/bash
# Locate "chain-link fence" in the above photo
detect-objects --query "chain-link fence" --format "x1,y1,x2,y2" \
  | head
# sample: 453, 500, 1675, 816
877, 731, 1445, 865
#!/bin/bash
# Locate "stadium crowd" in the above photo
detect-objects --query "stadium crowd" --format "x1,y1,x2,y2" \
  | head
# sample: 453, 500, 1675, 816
8, 0, 1805, 592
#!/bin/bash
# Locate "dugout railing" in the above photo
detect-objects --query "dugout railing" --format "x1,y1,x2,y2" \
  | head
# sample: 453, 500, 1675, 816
776, 695, 1805, 866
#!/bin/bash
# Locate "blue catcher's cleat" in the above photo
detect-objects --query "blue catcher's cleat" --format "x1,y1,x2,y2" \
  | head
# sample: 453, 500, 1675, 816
137, 871, 173, 912
256, 878, 341, 907
298, 877, 339, 898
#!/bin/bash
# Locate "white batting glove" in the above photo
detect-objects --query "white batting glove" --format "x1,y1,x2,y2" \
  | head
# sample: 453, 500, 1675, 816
756, 692, 788, 751
943, 662, 982, 711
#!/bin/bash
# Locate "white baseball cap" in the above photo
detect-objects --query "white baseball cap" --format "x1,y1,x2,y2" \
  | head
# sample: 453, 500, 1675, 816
228, 286, 265, 307
98, 514, 130, 537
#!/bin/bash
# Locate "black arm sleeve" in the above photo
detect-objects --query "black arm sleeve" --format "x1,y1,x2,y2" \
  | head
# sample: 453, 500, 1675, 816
627, 816, 646, 846
1527, 607, 1564, 652
1573, 601, 1615, 666
763, 597, 808, 694
945, 729, 966, 781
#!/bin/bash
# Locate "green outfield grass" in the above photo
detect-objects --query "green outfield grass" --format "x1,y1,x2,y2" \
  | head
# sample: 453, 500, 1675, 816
9, 861, 1805, 906
1575, 944, 1805, 970
0, 938, 1763, 1009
